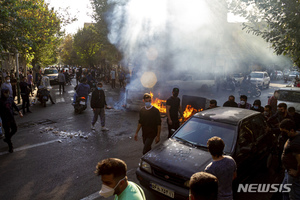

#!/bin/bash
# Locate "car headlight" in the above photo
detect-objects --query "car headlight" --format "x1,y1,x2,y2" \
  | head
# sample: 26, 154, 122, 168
140, 160, 152, 174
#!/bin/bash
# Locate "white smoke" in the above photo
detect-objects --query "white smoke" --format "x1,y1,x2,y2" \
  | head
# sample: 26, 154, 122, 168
105, 0, 291, 83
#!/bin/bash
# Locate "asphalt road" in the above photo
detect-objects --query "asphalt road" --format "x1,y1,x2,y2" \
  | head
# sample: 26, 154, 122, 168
0, 78, 291, 200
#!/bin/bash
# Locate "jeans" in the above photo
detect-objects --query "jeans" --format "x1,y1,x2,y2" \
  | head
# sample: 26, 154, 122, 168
91, 108, 105, 127
21, 94, 30, 113
142, 137, 155, 155
283, 170, 300, 200
59, 82, 65, 92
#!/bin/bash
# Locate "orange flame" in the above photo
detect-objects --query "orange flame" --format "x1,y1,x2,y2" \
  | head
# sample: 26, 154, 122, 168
182, 105, 203, 122
150, 92, 166, 113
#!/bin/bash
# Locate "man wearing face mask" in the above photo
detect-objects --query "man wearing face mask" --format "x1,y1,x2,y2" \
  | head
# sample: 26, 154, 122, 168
95, 158, 145, 200
1, 76, 13, 98
166, 88, 183, 138
237, 95, 251, 109
134, 93, 161, 154
280, 119, 300, 200
0, 89, 23, 153
91, 82, 109, 131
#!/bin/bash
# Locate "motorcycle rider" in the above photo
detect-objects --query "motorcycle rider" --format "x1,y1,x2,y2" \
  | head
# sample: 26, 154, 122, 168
73, 77, 90, 105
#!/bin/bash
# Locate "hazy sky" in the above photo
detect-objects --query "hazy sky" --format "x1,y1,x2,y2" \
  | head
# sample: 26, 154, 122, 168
45, 0, 94, 34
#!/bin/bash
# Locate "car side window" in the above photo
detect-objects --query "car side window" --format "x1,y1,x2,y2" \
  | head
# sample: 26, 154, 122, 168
236, 120, 254, 155
249, 115, 267, 141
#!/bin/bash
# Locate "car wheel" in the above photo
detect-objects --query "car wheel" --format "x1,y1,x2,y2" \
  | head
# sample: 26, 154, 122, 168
266, 82, 270, 88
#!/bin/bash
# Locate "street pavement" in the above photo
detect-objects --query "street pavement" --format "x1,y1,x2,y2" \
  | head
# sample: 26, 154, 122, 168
0, 78, 291, 200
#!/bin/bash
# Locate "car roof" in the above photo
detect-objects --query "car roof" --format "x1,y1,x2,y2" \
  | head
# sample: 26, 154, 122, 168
277, 87, 300, 92
193, 107, 260, 125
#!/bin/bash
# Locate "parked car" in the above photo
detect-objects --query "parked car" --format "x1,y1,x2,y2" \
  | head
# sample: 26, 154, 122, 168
249, 71, 270, 89
277, 87, 300, 113
275, 70, 283, 80
289, 71, 300, 81
43, 68, 58, 85
136, 107, 274, 200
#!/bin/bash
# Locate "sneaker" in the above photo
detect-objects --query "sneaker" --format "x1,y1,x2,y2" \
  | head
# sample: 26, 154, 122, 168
91, 124, 95, 130
101, 127, 109, 131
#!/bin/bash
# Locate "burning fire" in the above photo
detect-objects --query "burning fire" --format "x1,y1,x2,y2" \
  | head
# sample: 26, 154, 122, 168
182, 105, 203, 122
149, 92, 203, 121
150, 92, 166, 113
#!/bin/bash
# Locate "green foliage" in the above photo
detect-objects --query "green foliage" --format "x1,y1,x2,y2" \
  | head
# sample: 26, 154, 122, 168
73, 25, 102, 67
228, 0, 300, 67
0, 0, 63, 67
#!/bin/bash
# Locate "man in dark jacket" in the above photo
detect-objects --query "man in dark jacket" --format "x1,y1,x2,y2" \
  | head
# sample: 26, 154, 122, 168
91, 82, 108, 131
19, 76, 31, 114
73, 77, 90, 105
0, 89, 23, 153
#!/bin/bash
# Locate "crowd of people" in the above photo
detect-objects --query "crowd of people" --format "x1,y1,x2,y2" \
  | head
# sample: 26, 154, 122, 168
1, 65, 300, 199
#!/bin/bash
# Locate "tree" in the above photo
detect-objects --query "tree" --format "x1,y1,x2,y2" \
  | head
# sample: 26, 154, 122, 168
228, 0, 300, 67
73, 25, 102, 67
59, 34, 78, 66
91, 0, 122, 64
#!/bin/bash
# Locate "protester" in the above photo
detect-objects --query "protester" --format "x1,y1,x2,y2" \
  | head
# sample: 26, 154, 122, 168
91, 82, 109, 131
268, 91, 279, 114
264, 105, 273, 120
1, 76, 13, 97
10, 74, 17, 100
208, 99, 218, 109
110, 68, 116, 89
288, 107, 300, 131
27, 71, 33, 96
280, 119, 300, 200
73, 77, 90, 105
0, 89, 23, 153
205, 137, 237, 200
189, 172, 218, 200
237, 95, 251, 109
223, 95, 238, 107
19, 76, 31, 114
166, 88, 183, 138
95, 158, 146, 200
58, 70, 65, 93
134, 93, 161, 154
250, 99, 264, 113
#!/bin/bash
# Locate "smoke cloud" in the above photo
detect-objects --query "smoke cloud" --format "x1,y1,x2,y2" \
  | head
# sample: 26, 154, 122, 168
105, 0, 290, 88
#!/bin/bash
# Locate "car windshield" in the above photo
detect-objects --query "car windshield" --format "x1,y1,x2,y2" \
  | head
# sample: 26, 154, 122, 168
250, 73, 263, 78
278, 90, 300, 103
44, 69, 58, 74
290, 72, 299, 76
173, 117, 236, 154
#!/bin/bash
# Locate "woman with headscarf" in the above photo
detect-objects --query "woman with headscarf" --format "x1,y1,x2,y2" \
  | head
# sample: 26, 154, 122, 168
0, 89, 23, 153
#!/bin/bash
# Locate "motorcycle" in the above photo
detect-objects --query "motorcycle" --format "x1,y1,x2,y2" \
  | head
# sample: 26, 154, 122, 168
37, 76, 52, 107
73, 96, 87, 114
238, 83, 261, 97
221, 77, 236, 91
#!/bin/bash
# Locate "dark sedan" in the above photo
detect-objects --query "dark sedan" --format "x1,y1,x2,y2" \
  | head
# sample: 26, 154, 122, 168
136, 107, 275, 199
